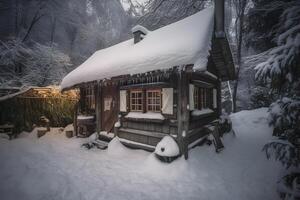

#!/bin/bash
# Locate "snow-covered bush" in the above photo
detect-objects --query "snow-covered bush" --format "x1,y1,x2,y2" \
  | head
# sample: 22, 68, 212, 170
264, 98, 300, 166
250, 85, 277, 109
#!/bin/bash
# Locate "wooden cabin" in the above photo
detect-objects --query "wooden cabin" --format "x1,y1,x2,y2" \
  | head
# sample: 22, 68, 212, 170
61, 0, 235, 158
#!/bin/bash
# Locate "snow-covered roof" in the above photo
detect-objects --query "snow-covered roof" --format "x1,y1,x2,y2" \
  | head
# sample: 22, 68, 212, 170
61, 7, 214, 90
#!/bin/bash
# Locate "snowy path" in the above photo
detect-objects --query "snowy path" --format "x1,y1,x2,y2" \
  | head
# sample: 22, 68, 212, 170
0, 108, 280, 200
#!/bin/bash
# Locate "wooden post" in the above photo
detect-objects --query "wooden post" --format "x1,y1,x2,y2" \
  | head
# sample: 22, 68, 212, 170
177, 69, 189, 159
182, 71, 190, 159
73, 102, 78, 136
95, 82, 100, 134
98, 82, 103, 133
217, 80, 222, 117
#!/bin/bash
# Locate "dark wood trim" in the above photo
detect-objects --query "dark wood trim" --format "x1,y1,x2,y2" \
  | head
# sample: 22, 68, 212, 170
190, 112, 217, 121
95, 82, 100, 133
120, 82, 170, 90
98, 83, 102, 131
192, 80, 215, 88
217, 80, 222, 116
177, 70, 189, 159
142, 89, 146, 113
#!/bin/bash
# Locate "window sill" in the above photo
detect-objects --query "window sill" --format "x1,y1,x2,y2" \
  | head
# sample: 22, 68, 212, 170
191, 109, 214, 116
190, 109, 216, 120
124, 112, 165, 123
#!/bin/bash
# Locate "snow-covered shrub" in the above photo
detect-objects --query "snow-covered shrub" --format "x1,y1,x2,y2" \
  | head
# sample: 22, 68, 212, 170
155, 136, 180, 163
250, 85, 276, 109
277, 169, 300, 199
263, 97, 300, 198
268, 98, 300, 135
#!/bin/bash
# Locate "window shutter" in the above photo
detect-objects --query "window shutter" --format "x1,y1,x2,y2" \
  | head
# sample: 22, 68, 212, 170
162, 88, 173, 115
213, 89, 217, 109
189, 84, 195, 110
120, 90, 127, 112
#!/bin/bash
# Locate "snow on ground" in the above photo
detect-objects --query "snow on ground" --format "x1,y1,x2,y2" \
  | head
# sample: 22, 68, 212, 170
0, 108, 281, 200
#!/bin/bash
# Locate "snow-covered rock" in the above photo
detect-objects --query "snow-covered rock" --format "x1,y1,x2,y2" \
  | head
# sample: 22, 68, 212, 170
155, 136, 180, 157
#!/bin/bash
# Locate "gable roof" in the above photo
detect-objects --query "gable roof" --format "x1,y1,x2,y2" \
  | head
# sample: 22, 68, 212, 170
61, 7, 215, 90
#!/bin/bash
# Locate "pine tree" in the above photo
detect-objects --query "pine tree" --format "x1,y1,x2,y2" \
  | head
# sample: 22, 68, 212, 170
250, 1, 300, 198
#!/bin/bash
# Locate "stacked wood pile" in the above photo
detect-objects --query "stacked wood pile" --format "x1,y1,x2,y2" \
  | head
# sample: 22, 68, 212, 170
0, 86, 78, 134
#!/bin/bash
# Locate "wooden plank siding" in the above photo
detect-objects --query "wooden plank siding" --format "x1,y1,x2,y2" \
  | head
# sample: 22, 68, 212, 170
74, 64, 222, 155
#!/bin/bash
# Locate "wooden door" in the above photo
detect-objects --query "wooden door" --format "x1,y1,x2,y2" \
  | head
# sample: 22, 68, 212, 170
101, 85, 119, 132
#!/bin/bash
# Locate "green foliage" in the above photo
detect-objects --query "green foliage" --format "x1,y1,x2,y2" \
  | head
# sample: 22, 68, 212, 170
0, 96, 77, 133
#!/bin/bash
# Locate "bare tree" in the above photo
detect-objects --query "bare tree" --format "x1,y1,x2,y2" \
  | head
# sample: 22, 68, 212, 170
231, 0, 248, 112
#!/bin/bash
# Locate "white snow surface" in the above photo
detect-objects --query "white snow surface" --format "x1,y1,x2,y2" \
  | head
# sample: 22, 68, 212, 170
0, 108, 281, 200
77, 115, 94, 120
155, 136, 180, 157
61, 8, 214, 89
125, 111, 165, 120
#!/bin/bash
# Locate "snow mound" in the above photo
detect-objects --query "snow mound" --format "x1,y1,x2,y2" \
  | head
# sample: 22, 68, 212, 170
87, 133, 98, 143
61, 7, 214, 89
107, 137, 130, 155
155, 136, 180, 157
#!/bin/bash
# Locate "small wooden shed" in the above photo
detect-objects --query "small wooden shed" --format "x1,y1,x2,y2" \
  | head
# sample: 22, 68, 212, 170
61, 1, 235, 158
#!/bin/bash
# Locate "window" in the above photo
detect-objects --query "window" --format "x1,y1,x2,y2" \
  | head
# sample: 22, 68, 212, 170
85, 86, 95, 110
130, 90, 143, 111
146, 89, 161, 112
193, 87, 213, 110
129, 89, 162, 112
194, 87, 199, 109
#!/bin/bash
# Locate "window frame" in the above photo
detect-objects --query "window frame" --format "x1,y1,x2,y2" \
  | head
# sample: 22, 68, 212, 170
193, 86, 213, 110
146, 89, 162, 113
130, 89, 143, 112
129, 88, 162, 113
85, 86, 95, 110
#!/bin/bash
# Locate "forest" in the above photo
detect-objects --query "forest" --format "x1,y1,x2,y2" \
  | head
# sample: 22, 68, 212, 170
0, 0, 299, 199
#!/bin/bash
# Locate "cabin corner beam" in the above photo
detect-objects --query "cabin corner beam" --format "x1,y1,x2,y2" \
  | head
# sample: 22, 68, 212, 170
177, 70, 189, 159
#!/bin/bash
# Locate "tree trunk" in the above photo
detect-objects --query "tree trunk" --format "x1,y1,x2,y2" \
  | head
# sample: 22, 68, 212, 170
232, 0, 246, 113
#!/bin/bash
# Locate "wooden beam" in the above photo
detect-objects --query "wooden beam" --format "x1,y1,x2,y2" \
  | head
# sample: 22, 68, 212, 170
95, 82, 100, 134
217, 80, 222, 116
177, 69, 189, 159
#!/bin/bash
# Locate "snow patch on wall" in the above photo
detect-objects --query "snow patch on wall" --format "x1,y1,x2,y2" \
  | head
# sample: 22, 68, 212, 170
125, 112, 165, 120
191, 108, 214, 116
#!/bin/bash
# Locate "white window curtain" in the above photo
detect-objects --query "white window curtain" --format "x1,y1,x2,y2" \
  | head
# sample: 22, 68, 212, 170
213, 88, 217, 109
189, 84, 195, 110
162, 88, 173, 115
119, 90, 127, 112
